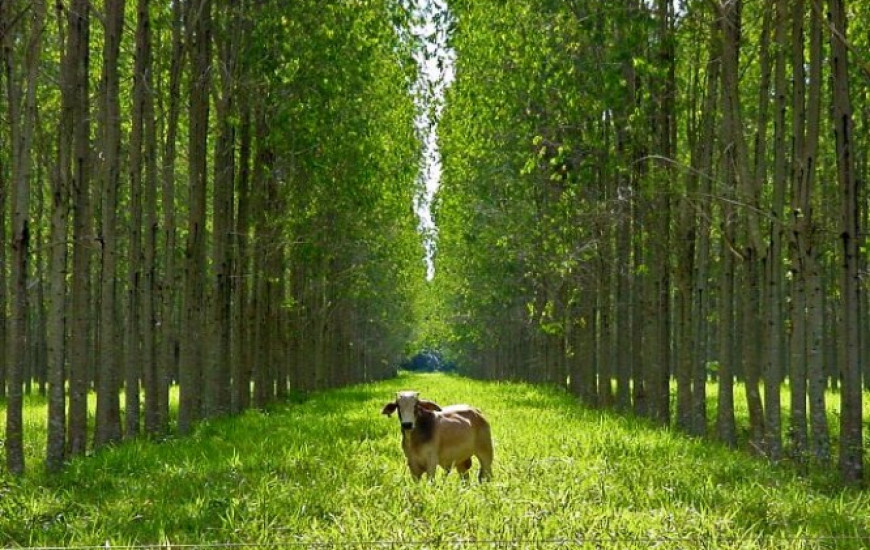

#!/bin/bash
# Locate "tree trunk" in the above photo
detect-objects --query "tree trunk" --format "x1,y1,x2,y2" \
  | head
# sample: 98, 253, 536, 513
4, 0, 46, 474
139, 0, 160, 437
207, 0, 239, 418
754, 0, 784, 462
67, 0, 92, 457
178, 0, 212, 434
47, 0, 74, 472
126, 0, 151, 439
720, 0, 765, 451
717, 156, 737, 447
652, 0, 675, 426
827, 0, 863, 485
804, 0, 829, 464
232, 87, 253, 414
158, 0, 185, 435
787, 0, 809, 464
690, 21, 720, 437
0, 2, 6, 403
94, 0, 126, 448
614, 2, 636, 413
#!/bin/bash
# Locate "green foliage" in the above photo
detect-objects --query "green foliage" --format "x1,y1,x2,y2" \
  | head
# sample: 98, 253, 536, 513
246, 0, 425, 370
1, 374, 868, 547
433, 0, 631, 367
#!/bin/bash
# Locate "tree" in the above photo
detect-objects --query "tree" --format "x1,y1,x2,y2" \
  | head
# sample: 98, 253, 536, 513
828, 0, 863, 484
178, 0, 211, 435
4, 0, 46, 475
66, 0, 92, 457
47, 0, 76, 472
94, 0, 126, 448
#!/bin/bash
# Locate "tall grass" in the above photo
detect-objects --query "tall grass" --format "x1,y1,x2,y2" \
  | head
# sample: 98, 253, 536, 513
1, 373, 869, 548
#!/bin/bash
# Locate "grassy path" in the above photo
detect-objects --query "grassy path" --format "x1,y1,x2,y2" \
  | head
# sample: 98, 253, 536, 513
2, 373, 869, 548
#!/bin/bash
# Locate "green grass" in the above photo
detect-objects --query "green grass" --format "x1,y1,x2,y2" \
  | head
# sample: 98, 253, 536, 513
2, 373, 869, 548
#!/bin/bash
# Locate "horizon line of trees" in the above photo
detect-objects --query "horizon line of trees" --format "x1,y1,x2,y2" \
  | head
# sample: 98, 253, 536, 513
1, 0, 426, 474
432, 0, 867, 484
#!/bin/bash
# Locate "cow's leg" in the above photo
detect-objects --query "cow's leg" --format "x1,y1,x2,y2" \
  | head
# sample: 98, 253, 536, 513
475, 436, 494, 482
408, 461, 425, 480
424, 454, 438, 479
456, 458, 472, 481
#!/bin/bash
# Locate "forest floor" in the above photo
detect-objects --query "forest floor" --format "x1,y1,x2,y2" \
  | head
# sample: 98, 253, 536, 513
1, 372, 869, 548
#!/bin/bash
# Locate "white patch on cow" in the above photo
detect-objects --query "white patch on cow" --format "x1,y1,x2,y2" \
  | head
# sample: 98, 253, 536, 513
396, 391, 419, 429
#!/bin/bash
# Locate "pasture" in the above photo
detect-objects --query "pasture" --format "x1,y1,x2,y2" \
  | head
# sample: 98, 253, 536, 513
1, 373, 869, 548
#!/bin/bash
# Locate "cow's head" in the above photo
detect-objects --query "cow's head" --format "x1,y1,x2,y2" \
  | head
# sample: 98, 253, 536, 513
381, 391, 441, 430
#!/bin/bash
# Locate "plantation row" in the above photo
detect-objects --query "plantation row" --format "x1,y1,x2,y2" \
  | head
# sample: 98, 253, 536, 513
0, 0, 425, 474
430, 0, 869, 484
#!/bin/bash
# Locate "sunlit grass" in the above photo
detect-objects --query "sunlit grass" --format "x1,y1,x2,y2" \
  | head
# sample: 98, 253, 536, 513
1, 372, 869, 548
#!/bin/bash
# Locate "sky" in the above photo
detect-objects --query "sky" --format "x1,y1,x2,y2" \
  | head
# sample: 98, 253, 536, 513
409, 0, 455, 281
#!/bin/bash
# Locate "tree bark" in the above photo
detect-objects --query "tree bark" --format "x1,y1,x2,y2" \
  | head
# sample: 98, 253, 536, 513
139, 0, 160, 437
804, 0, 829, 464
762, 0, 787, 463
126, 0, 150, 439
720, 0, 765, 451
47, 0, 73, 472
158, 0, 185, 435
207, 0, 239, 418
94, 0, 126, 448
233, 84, 253, 414
178, 0, 212, 434
67, 0, 92, 457
690, 19, 720, 437
827, 0, 863, 485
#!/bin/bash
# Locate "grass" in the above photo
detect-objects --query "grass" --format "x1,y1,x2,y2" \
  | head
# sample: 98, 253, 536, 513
1, 372, 869, 548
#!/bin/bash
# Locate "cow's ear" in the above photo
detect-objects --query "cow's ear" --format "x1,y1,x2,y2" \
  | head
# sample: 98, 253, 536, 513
418, 399, 442, 412
381, 402, 398, 416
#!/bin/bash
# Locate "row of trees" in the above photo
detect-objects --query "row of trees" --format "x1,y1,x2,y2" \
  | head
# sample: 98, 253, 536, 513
1, 0, 425, 474
432, 0, 867, 483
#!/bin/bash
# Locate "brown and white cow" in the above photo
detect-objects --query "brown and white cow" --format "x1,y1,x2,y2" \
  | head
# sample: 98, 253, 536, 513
382, 391, 493, 481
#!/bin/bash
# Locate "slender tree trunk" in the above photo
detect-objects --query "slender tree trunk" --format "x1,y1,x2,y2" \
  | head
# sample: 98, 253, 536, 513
5, 0, 46, 475
762, 0, 787, 463
94, 0, 126, 448
787, 0, 810, 464
752, 0, 783, 462
720, 0, 765, 450
139, 0, 159, 437
827, 0, 863, 485
179, 0, 212, 434
47, 0, 73, 472
690, 22, 720, 437
676, 31, 699, 430
158, 0, 184, 434
251, 103, 272, 407
67, 0, 92, 457
0, 1, 6, 403
2, 1, 46, 474
126, 0, 151, 439
207, 0, 238, 418
614, 2, 636, 413
804, 0, 829, 464
232, 88, 253, 414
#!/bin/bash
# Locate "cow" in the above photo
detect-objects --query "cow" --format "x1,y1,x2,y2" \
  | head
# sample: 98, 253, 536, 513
381, 391, 493, 481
